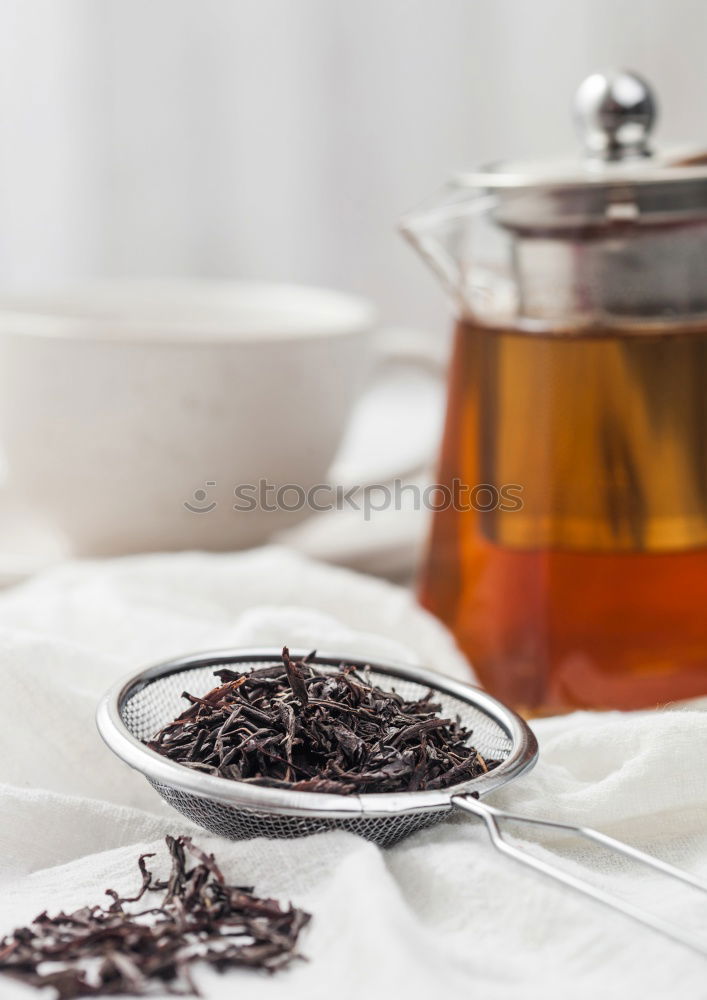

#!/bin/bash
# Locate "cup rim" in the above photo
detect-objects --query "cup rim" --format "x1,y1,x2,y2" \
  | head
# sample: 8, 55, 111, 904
0, 278, 377, 345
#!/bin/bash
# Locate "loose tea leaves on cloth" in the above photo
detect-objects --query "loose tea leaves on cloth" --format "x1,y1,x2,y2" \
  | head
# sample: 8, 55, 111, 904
147, 647, 497, 794
0, 835, 310, 999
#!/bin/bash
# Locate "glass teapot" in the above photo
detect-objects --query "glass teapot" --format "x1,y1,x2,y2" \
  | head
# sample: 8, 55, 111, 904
402, 71, 707, 714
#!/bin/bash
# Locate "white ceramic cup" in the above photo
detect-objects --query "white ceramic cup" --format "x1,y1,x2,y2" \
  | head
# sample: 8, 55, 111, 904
0, 279, 378, 555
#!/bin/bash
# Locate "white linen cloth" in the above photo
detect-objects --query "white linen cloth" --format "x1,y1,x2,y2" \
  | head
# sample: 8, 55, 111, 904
0, 546, 705, 1000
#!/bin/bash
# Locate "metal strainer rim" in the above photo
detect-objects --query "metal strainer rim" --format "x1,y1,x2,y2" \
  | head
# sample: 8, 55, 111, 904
96, 647, 538, 820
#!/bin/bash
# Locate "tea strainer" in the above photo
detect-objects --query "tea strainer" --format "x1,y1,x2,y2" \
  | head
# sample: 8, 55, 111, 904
97, 648, 707, 957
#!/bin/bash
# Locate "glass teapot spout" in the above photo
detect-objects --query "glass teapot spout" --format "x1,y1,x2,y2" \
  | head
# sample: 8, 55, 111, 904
400, 185, 514, 322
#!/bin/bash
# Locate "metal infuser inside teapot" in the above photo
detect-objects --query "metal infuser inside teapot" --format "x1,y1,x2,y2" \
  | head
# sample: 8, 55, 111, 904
402, 71, 707, 714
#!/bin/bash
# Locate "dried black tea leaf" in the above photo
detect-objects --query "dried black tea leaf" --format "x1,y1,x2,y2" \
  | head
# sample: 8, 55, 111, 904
146, 646, 498, 794
0, 835, 310, 998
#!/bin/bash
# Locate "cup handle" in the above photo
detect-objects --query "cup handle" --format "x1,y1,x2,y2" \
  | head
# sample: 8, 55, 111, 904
368, 325, 449, 381
327, 326, 448, 492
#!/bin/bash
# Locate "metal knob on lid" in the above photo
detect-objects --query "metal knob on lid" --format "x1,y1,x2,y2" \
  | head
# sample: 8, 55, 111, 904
574, 69, 657, 162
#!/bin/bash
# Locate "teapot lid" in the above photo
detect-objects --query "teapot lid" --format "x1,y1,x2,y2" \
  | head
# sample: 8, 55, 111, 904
454, 70, 707, 193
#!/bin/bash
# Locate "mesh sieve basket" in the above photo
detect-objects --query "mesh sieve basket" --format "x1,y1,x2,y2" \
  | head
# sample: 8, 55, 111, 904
97, 648, 535, 847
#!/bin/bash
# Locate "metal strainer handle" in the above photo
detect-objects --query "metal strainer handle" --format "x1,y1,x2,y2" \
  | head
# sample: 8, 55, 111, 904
453, 795, 707, 958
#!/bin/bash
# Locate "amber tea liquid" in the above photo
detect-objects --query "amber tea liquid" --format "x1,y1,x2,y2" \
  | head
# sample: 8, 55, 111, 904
421, 318, 707, 713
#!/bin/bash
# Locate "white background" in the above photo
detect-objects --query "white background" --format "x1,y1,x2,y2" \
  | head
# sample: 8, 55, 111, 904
0, 0, 703, 330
